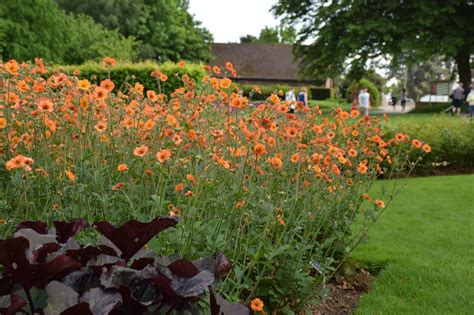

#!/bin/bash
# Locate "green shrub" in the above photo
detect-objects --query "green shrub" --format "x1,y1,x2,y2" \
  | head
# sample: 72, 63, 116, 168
385, 116, 474, 171
347, 78, 381, 107
59, 61, 206, 93
411, 103, 451, 113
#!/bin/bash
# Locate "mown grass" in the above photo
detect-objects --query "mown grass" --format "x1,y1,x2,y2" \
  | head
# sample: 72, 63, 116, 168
354, 175, 474, 314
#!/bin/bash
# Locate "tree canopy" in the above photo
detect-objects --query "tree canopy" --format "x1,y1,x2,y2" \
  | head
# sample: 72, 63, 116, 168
273, 0, 473, 86
240, 23, 297, 44
56, 0, 213, 62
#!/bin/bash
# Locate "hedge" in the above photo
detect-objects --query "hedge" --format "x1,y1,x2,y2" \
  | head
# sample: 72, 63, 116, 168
385, 115, 474, 172
59, 61, 206, 94
347, 78, 381, 107
235, 83, 333, 102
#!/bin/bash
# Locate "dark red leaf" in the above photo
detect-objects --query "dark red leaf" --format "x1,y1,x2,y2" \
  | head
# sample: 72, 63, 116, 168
61, 303, 93, 315
33, 243, 62, 263
16, 221, 48, 234
130, 258, 154, 270
0, 274, 14, 296
34, 255, 82, 288
168, 259, 199, 278
93, 217, 178, 260
53, 219, 89, 243
0, 237, 34, 289
65, 246, 102, 264
216, 252, 232, 278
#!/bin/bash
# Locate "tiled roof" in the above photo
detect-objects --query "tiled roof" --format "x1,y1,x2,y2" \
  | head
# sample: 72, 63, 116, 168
211, 43, 302, 82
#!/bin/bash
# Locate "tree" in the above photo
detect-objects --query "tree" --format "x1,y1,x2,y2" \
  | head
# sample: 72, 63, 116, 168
56, 0, 213, 62
273, 1, 474, 87
258, 26, 280, 43
240, 34, 258, 43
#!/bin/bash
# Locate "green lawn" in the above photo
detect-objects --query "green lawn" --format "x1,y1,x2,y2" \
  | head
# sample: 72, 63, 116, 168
354, 175, 474, 314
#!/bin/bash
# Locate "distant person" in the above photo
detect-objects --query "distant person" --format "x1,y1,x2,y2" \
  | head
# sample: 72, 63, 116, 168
286, 88, 296, 113
358, 87, 370, 116
400, 88, 407, 111
391, 95, 398, 110
298, 87, 308, 107
451, 83, 464, 115
467, 83, 474, 117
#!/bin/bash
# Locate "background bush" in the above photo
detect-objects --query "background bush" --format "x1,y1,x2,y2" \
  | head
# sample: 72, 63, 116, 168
234, 83, 329, 101
60, 61, 206, 93
347, 78, 381, 107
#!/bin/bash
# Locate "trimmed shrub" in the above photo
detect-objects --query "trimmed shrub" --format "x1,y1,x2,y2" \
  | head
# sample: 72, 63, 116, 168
310, 87, 333, 100
59, 61, 206, 94
385, 115, 474, 171
347, 79, 381, 107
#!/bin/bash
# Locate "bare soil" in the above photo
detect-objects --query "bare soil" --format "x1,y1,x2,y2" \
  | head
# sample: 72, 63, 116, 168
312, 269, 374, 315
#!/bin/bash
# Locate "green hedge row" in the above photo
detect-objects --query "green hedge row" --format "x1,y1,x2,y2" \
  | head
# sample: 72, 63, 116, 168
386, 115, 474, 172
347, 79, 381, 107
59, 61, 206, 93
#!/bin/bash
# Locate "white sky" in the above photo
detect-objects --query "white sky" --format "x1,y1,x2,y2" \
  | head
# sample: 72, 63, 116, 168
188, 0, 280, 43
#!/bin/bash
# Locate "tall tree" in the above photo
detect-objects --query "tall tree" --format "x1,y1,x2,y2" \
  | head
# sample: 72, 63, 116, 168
56, 0, 213, 62
273, 1, 473, 86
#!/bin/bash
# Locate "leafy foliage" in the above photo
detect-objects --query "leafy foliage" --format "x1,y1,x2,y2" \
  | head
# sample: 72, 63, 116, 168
0, 217, 248, 314
346, 79, 381, 107
56, 0, 213, 62
0, 0, 137, 64
273, 1, 473, 85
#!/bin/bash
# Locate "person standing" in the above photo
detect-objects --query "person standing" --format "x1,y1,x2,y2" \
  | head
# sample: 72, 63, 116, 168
467, 83, 474, 118
451, 83, 464, 115
297, 87, 308, 107
286, 88, 296, 113
400, 88, 407, 111
358, 87, 370, 116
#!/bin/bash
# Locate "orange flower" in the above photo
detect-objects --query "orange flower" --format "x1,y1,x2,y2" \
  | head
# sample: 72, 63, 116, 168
94, 86, 108, 101
361, 193, 372, 201
350, 109, 360, 118
277, 214, 285, 226
286, 127, 298, 138
178, 60, 186, 68
5, 60, 20, 75
102, 56, 116, 68
212, 66, 221, 74
253, 143, 266, 158
250, 298, 264, 312
374, 199, 385, 208
411, 139, 422, 148
290, 153, 300, 163
348, 148, 358, 157
422, 143, 431, 153
175, 182, 185, 192
117, 164, 128, 171
94, 121, 107, 133
77, 79, 91, 90
100, 79, 115, 92
159, 74, 168, 82
357, 162, 368, 174
66, 170, 76, 182
38, 99, 54, 113
156, 149, 172, 163
219, 77, 232, 89
166, 114, 178, 126
111, 182, 125, 191
0, 117, 7, 129
134, 145, 149, 157
269, 156, 283, 170
395, 133, 405, 142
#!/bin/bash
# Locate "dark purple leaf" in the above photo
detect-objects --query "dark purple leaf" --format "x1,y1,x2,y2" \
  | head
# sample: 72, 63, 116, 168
0, 237, 33, 289
0, 294, 27, 315
0, 274, 15, 296
13, 229, 57, 262
173, 270, 214, 298
61, 303, 93, 315
93, 217, 178, 260
53, 220, 89, 243
33, 243, 62, 263
61, 271, 100, 295
151, 275, 182, 305
34, 255, 82, 288
130, 258, 155, 270
110, 287, 148, 315
65, 246, 102, 265
16, 221, 48, 234
210, 287, 250, 315
168, 259, 199, 278
215, 252, 232, 279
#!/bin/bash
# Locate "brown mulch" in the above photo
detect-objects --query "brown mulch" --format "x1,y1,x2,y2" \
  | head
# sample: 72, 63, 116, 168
312, 269, 374, 315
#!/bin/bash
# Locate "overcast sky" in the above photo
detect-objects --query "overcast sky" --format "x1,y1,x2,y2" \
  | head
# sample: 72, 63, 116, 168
188, 0, 280, 43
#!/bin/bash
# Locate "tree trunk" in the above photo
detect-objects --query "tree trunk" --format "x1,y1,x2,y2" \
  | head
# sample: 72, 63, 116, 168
455, 50, 472, 87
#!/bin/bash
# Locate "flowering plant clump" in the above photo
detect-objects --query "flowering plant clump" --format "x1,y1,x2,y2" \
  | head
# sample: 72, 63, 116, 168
0, 58, 429, 312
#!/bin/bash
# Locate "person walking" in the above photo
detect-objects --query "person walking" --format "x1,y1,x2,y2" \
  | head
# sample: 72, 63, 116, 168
451, 83, 464, 115
400, 88, 407, 111
467, 83, 474, 118
358, 87, 370, 116
297, 87, 308, 107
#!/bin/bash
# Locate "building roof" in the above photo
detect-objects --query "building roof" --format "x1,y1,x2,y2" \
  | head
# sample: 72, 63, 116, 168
211, 43, 305, 83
